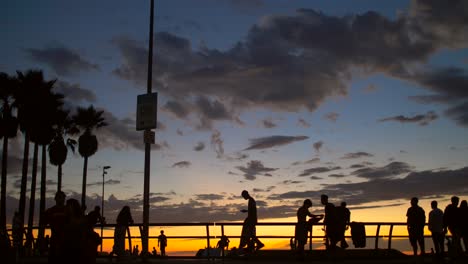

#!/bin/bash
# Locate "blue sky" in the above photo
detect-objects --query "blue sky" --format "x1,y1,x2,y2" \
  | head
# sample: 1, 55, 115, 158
2, 0, 468, 224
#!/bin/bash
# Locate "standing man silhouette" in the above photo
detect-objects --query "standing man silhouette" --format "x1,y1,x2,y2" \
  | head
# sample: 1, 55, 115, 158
406, 197, 426, 256
239, 190, 264, 252
158, 230, 167, 256
428, 200, 444, 257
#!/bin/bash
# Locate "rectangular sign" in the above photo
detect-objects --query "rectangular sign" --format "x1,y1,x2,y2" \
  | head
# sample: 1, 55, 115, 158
136, 92, 158, 131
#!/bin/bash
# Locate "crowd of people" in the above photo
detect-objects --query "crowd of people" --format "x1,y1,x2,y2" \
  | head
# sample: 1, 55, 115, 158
407, 196, 468, 258
7, 190, 468, 262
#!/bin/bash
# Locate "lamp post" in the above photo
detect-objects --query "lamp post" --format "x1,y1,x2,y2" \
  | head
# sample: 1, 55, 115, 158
101, 165, 111, 252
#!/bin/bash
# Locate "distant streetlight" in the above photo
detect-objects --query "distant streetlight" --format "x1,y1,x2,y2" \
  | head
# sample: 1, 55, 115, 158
101, 165, 111, 252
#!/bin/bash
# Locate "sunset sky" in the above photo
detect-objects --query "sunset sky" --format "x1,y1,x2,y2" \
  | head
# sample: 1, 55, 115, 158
2, 1, 468, 250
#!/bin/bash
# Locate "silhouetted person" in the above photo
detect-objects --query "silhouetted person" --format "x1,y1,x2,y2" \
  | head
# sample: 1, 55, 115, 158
158, 230, 167, 256
406, 197, 425, 256
112, 206, 133, 257
217, 235, 230, 252
295, 199, 323, 258
44, 191, 67, 264
321, 194, 339, 249
459, 200, 468, 254
444, 196, 461, 254
336, 201, 350, 249
152, 246, 157, 256
86, 206, 105, 229
428, 200, 444, 257
63, 198, 87, 264
239, 190, 264, 252
133, 245, 139, 256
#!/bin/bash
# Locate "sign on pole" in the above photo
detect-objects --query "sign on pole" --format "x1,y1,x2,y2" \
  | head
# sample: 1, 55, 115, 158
136, 92, 158, 131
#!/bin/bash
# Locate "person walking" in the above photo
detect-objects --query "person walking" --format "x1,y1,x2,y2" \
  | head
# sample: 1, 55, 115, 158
239, 190, 264, 252
428, 200, 444, 258
406, 197, 426, 256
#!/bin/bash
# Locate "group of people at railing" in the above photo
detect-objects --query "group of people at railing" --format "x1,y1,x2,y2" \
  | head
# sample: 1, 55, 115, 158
406, 196, 468, 258
4, 190, 468, 263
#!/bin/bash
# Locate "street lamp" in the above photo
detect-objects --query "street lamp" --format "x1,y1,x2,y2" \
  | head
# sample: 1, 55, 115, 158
101, 165, 111, 252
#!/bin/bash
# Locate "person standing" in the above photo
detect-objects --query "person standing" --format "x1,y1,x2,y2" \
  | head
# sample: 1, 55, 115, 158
428, 200, 444, 257
111, 206, 133, 257
444, 196, 461, 255
239, 190, 264, 252
321, 194, 338, 249
406, 197, 426, 256
295, 199, 323, 258
459, 200, 468, 254
44, 191, 67, 264
336, 201, 351, 249
158, 230, 167, 256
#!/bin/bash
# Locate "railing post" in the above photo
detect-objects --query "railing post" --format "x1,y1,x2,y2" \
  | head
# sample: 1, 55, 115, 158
375, 224, 381, 249
309, 224, 313, 251
206, 224, 210, 258
388, 224, 394, 250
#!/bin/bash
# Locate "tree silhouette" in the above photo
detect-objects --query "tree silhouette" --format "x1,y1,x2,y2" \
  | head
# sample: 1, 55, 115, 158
0, 72, 19, 232
73, 105, 107, 210
48, 109, 77, 193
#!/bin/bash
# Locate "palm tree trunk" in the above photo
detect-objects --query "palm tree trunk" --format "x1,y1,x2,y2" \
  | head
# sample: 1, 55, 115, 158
0, 135, 8, 231
0, 136, 8, 231
26, 143, 39, 249
18, 132, 30, 249
81, 156, 88, 210
37, 145, 47, 253
57, 164, 62, 193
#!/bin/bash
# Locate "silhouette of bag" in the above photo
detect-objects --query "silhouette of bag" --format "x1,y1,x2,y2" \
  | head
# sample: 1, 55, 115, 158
350, 222, 366, 248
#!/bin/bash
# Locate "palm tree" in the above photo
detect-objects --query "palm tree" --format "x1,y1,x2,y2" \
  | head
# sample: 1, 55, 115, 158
0, 72, 19, 232
72, 105, 107, 210
15, 69, 59, 249
48, 109, 77, 192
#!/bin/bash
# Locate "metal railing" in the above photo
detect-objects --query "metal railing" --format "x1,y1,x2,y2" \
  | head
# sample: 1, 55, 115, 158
7, 221, 435, 256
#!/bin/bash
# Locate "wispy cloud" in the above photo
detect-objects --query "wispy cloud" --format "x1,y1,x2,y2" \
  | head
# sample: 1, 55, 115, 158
244, 135, 308, 150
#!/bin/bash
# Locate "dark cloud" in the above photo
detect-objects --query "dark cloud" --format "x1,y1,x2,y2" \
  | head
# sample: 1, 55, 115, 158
351, 161, 412, 180
297, 118, 311, 128
329, 174, 346, 178
445, 101, 468, 127
313, 141, 323, 153
378, 111, 438, 126
271, 166, 468, 209
162, 100, 190, 119
261, 118, 277, 128
210, 130, 224, 158
298, 166, 341, 177
324, 112, 339, 122
244, 135, 308, 150
281, 180, 304, 185
97, 110, 168, 151
56, 81, 96, 103
236, 160, 278, 180
193, 141, 205, 151
341, 152, 374, 159
194, 194, 225, 201
310, 176, 323, 180
253, 186, 276, 193
25, 45, 99, 76
87, 179, 121, 187
171, 161, 191, 168
112, 1, 468, 128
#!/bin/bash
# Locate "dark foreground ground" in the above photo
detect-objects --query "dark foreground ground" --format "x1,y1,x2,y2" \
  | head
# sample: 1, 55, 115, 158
11, 249, 468, 264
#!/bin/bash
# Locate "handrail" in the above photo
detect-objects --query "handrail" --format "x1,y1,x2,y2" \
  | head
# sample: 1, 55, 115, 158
6, 221, 438, 257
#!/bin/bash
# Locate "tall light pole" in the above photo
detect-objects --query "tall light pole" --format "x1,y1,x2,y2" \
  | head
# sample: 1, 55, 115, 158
101, 165, 111, 252
142, 0, 155, 256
